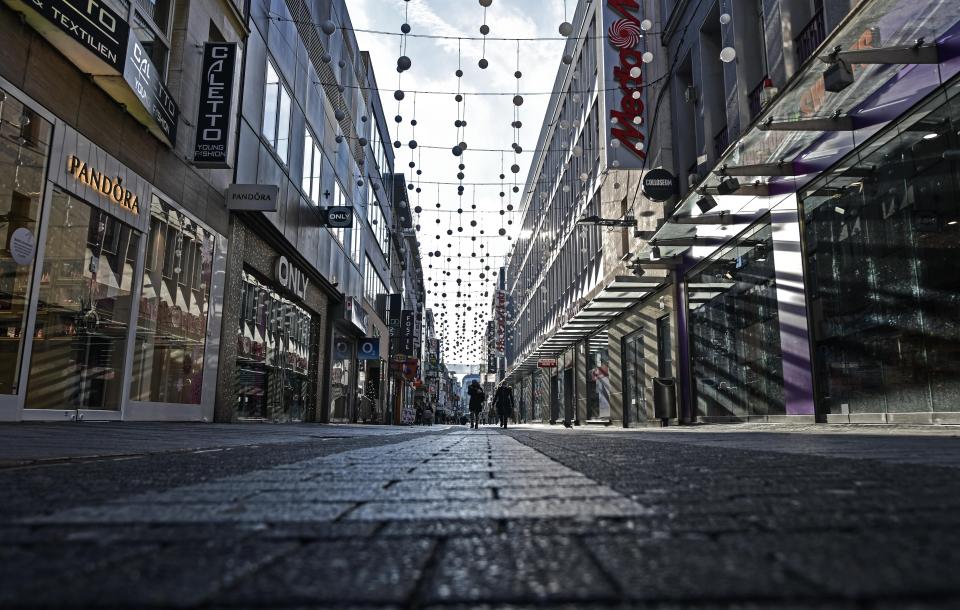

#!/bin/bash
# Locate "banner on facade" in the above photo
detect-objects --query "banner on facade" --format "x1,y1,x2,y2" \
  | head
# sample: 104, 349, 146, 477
358, 337, 380, 360
603, 0, 648, 169
494, 290, 507, 356
400, 310, 415, 356
387, 294, 402, 356
194, 42, 238, 168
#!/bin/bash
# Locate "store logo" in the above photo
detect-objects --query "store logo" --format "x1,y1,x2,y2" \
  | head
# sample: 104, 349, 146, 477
607, 0, 646, 161
66, 154, 139, 214
274, 256, 309, 300
194, 42, 237, 168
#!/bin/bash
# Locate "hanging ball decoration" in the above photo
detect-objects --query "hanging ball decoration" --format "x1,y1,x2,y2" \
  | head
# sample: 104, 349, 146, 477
507, 204, 514, 211
414, 205, 422, 213
455, 94, 463, 102
321, 20, 337, 35
719, 12, 732, 25
455, 120, 462, 128
511, 164, 520, 173
559, 21, 573, 37
480, 24, 490, 35
479, 0, 492, 5
335, 135, 344, 143
416, 169, 422, 175
470, 220, 478, 227
409, 140, 418, 149
562, 184, 571, 193
334, 110, 345, 121
459, 163, 465, 170
321, 52, 332, 63
562, 54, 573, 65
357, 179, 364, 187
395, 114, 402, 123
642, 51, 655, 64
394, 89, 405, 101
338, 59, 346, 69
401, 22, 412, 33
455, 69, 463, 78
408, 161, 416, 168
360, 115, 368, 123
579, 172, 589, 182
410, 119, 418, 127
514, 70, 522, 79
612, 159, 621, 167
573, 145, 583, 157
498, 228, 506, 236
394, 140, 402, 148
397, 55, 412, 71
630, 66, 642, 79
478, 58, 489, 69
358, 137, 367, 146
513, 186, 519, 193
459, 141, 468, 150
611, 138, 622, 148
640, 18, 653, 31
719, 47, 737, 63
457, 172, 465, 180
337, 84, 345, 93
513, 95, 524, 106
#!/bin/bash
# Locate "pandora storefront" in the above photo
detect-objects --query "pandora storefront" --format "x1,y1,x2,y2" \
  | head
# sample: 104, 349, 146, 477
0, 82, 227, 422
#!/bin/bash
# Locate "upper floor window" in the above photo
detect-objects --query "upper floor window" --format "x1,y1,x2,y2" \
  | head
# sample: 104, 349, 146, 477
262, 60, 291, 164
366, 192, 390, 262
302, 128, 324, 204
350, 211, 363, 264
102, 0, 173, 77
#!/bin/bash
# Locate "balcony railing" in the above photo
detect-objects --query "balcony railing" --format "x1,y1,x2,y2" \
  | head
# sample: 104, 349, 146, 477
794, 9, 827, 66
748, 76, 769, 119
714, 125, 730, 160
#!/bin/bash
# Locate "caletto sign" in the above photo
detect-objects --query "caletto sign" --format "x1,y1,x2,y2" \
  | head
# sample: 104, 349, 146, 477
194, 43, 238, 168
603, 0, 648, 167
274, 256, 309, 300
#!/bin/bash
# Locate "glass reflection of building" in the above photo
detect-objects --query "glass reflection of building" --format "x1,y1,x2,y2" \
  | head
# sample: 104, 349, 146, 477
687, 220, 785, 419
802, 83, 960, 419
236, 270, 313, 422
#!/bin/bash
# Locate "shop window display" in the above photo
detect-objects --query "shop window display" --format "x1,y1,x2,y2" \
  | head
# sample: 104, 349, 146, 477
687, 220, 785, 419
802, 85, 960, 416
0, 90, 50, 396
129, 196, 216, 404
236, 270, 313, 421
26, 190, 141, 410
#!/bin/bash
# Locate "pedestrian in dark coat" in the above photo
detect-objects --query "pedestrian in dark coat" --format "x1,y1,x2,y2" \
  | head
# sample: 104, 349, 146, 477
467, 380, 485, 429
494, 384, 515, 428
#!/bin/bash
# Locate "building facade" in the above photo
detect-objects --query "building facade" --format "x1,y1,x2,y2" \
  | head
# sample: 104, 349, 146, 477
504, 0, 960, 426
0, 0, 245, 422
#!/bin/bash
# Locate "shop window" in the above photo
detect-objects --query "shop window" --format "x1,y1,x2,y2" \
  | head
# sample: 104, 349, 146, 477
687, 218, 785, 419
236, 270, 313, 422
262, 60, 292, 164
26, 190, 141, 410
0, 91, 51, 396
129, 196, 218, 404
801, 85, 960, 417
586, 331, 611, 420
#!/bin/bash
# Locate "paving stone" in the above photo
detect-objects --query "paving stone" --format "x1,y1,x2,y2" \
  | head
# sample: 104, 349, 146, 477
215, 538, 435, 605
424, 535, 615, 604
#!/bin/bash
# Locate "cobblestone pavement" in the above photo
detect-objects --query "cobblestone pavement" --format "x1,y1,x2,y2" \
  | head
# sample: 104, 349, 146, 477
2, 425, 960, 609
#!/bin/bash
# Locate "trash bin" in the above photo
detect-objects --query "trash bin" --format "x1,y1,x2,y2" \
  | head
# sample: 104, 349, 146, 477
653, 377, 677, 424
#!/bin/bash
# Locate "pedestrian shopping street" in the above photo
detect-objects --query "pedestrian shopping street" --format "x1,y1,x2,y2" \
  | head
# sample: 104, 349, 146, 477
2, 423, 959, 608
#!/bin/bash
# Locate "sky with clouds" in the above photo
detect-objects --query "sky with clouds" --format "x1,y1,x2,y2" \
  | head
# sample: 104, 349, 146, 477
351, 0, 570, 367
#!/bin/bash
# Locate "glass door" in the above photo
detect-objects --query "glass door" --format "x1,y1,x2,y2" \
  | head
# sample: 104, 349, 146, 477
23, 189, 141, 419
0, 92, 51, 419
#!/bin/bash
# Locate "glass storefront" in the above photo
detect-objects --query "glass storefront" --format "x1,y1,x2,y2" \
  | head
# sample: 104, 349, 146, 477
585, 331, 611, 420
330, 334, 354, 422
26, 189, 140, 410
130, 196, 216, 404
0, 91, 50, 398
802, 82, 960, 418
236, 270, 313, 422
687, 219, 785, 419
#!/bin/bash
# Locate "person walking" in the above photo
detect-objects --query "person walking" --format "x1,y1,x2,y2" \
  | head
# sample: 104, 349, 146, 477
494, 383, 515, 429
467, 380, 485, 429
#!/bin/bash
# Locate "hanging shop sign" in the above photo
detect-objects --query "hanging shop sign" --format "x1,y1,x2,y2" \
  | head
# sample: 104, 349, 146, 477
358, 337, 380, 360
387, 294, 402, 356
194, 42, 238, 168
333, 337, 351, 360
344, 296, 367, 332
494, 290, 507, 356
5, 0, 179, 145
487, 352, 498, 373
66, 154, 140, 214
603, 0, 648, 167
321, 207, 353, 228
538, 358, 558, 368
400, 310, 415, 356
642, 168, 677, 202
274, 256, 309, 300
226, 184, 279, 211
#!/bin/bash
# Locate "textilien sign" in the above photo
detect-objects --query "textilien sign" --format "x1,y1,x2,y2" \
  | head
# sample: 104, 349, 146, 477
5, 0, 179, 145
194, 43, 238, 168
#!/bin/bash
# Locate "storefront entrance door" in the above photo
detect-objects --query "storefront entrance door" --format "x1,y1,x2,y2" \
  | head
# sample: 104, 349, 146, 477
22, 190, 141, 419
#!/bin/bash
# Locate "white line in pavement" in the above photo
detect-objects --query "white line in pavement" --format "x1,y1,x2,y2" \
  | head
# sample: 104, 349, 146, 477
23, 431, 653, 524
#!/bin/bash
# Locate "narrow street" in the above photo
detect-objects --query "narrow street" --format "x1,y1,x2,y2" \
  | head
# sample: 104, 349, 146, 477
2, 424, 959, 608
